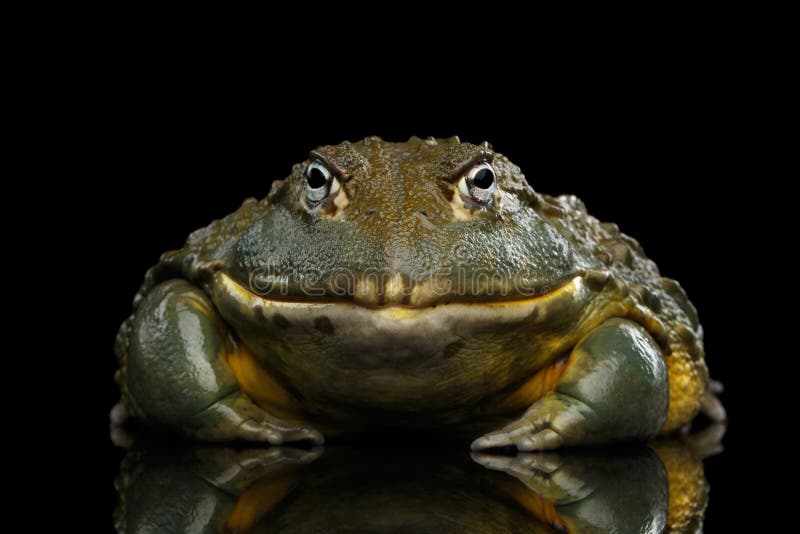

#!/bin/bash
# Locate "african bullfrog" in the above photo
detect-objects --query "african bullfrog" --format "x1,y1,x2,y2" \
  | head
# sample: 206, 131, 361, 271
113, 136, 723, 450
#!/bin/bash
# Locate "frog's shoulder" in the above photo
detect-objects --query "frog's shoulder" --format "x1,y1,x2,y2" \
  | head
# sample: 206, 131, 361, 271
547, 194, 703, 356
153, 180, 288, 292
150, 194, 275, 294
114, 182, 283, 363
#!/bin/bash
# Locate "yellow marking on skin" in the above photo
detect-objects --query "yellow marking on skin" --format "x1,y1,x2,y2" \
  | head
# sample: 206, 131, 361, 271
488, 357, 568, 414
319, 187, 349, 220
224, 342, 303, 420
661, 348, 707, 433
333, 188, 349, 212
384, 273, 405, 304
385, 307, 417, 320
184, 296, 230, 336
222, 274, 260, 306
224, 469, 298, 532
406, 280, 440, 307
353, 275, 380, 306
493, 476, 567, 531
449, 192, 476, 220
475, 279, 581, 309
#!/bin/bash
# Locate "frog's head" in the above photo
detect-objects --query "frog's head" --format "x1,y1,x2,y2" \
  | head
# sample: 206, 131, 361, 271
211, 137, 599, 417
222, 136, 581, 306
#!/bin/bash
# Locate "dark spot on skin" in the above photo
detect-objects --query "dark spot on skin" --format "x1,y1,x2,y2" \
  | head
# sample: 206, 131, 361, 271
255, 307, 275, 327
314, 316, 335, 335
437, 181, 455, 201
675, 324, 695, 345
367, 208, 376, 216
442, 340, 466, 360
419, 210, 429, 218
273, 313, 292, 328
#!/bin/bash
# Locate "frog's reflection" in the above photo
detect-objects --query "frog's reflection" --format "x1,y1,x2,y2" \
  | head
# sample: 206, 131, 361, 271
115, 426, 722, 533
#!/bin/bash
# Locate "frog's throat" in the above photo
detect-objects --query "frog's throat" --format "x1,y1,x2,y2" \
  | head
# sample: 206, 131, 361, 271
214, 271, 588, 327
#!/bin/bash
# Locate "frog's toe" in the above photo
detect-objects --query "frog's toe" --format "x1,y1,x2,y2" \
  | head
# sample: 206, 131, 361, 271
470, 451, 563, 480
472, 452, 579, 498
514, 428, 564, 451
471, 413, 566, 452
235, 419, 286, 444
471, 431, 513, 451
280, 426, 325, 445
235, 419, 324, 446
470, 452, 513, 470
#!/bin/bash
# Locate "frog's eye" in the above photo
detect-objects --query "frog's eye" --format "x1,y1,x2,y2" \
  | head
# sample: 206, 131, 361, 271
457, 162, 496, 206
305, 161, 341, 204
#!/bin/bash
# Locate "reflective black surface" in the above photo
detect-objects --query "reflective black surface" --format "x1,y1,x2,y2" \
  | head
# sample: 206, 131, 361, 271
72, 82, 756, 531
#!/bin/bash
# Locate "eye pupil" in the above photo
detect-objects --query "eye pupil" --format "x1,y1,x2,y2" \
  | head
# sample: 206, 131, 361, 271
307, 167, 328, 189
472, 168, 494, 189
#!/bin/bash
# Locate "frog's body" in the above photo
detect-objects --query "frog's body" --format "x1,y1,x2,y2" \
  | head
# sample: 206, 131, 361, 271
114, 136, 720, 450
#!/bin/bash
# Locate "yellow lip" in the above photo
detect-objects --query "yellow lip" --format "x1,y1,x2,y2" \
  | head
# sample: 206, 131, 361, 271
215, 271, 587, 320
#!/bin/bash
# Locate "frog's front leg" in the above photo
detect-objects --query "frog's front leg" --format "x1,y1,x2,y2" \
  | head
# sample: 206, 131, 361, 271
472, 318, 668, 451
123, 279, 322, 444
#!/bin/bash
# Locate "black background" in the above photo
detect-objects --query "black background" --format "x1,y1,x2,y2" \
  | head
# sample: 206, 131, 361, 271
61, 47, 761, 531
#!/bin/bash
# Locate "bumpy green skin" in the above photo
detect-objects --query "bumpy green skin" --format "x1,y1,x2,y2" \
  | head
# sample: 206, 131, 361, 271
115, 445, 688, 533
114, 136, 708, 449
127, 280, 237, 428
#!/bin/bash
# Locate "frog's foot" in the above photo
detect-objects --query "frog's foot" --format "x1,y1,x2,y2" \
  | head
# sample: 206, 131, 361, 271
124, 279, 323, 445
472, 318, 669, 451
117, 446, 321, 533
193, 446, 323, 494
189, 392, 323, 444
471, 452, 583, 502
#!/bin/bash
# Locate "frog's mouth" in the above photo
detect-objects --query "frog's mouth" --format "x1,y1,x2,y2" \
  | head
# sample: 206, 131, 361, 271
222, 264, 589, 308
213, 271, 591, 332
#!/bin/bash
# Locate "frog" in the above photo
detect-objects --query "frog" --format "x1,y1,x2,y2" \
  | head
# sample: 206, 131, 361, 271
113, 136, 724, 450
